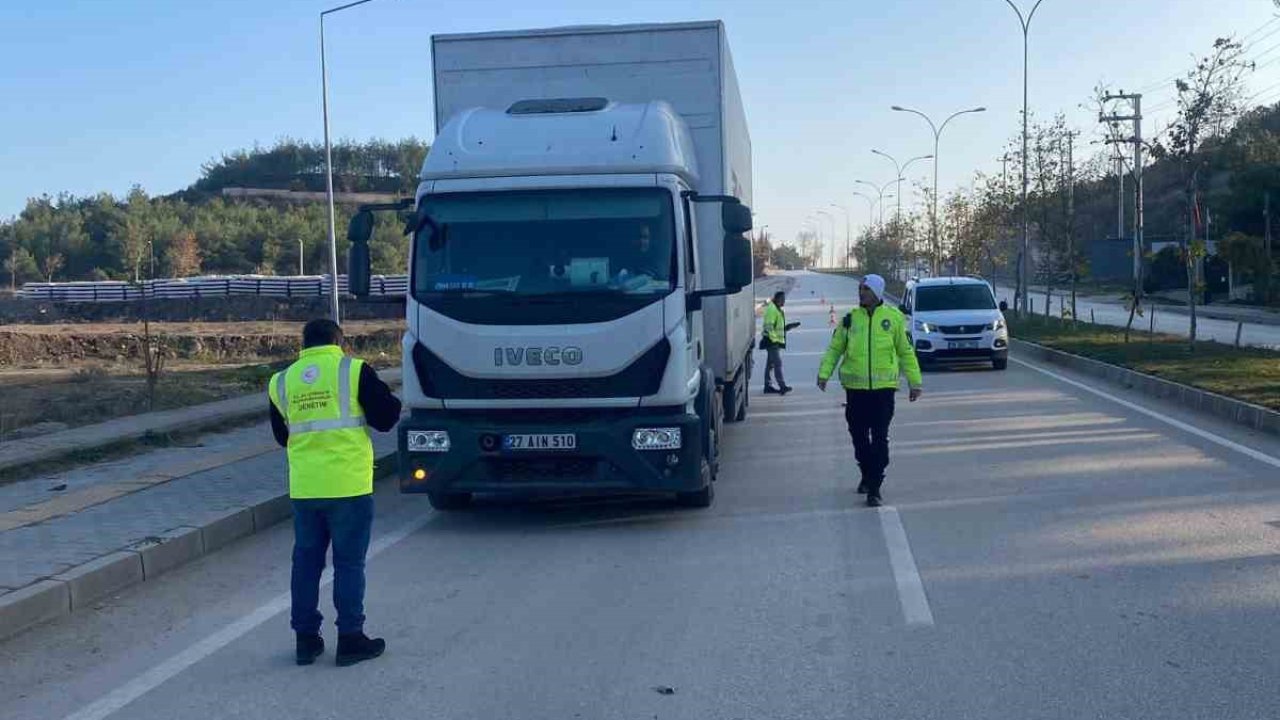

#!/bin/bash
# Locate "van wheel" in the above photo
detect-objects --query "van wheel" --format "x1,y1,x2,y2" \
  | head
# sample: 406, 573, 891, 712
993, 358, 1008, 371
427, 492, 472, 511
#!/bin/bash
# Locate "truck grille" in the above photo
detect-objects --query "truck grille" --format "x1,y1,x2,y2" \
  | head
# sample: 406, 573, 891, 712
413, 339, 670, 400
485, 457, 599, 482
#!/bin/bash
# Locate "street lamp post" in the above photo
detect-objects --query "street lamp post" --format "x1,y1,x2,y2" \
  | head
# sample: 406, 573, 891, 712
855, 179, 900, 228
816, 210, 837, 268
1003, 0, 1047, 315
851, 192, 875, 272
828, 204, 852, 269
320, 0, 380, 324
871, 150, 934, 222
891, 105, 987, 276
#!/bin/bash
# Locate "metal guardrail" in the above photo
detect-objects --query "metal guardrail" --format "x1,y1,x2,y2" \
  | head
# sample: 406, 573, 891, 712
17, 275, 409, 303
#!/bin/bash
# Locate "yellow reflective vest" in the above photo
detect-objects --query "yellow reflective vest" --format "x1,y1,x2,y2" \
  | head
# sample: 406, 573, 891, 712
268, 345, 373, 499
818, 303, 923, 391
763, 301, 787, 346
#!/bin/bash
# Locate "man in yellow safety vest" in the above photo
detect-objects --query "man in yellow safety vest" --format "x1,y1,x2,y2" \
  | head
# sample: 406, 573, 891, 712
817, 275, 923, 507
269, 319, 401, 667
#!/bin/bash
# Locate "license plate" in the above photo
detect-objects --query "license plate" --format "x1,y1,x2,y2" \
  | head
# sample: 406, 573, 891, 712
503, 434, 577, 451
948, 341, 980, 350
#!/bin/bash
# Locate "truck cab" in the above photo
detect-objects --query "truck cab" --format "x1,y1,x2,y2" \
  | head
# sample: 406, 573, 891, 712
349, 99, 751, 509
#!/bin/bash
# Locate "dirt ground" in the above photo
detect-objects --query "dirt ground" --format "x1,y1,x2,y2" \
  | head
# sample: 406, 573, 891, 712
0, 319, 403, 367
0, 319, 404, 438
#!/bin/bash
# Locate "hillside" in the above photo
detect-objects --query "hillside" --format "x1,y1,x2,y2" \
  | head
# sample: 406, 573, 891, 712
0, 139, 429, 286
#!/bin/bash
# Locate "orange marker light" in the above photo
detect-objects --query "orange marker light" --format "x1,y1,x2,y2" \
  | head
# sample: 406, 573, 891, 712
413, 468, 428, 481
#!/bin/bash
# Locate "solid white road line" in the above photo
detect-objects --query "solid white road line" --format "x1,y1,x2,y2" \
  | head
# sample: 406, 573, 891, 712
1010, 357, 1280, 470
62, 513, 435, 720
877, 506, 934, 627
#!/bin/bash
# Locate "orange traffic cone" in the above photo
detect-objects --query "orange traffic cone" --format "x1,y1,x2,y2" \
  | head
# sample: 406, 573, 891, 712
829, 305, 836, 326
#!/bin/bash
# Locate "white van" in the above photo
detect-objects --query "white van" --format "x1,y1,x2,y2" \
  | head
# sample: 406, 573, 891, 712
900, 277, 1009, 370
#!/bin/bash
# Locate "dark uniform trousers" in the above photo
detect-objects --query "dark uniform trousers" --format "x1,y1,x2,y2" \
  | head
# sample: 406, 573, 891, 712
844, 389, 896, 496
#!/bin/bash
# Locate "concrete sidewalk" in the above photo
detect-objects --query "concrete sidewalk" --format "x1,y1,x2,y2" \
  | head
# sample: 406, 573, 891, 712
0, 420, 399, 641
0, 367, 404, 641
0, 368, 400, 477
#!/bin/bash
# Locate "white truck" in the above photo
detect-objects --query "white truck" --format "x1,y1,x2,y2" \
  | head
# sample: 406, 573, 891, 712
347, 21, 754, 509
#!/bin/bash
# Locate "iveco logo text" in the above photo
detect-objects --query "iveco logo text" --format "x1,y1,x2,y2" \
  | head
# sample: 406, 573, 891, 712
494, 347, 584, 367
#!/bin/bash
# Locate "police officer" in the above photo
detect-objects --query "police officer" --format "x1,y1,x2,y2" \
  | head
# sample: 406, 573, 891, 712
816, 275, 922, 507
269, 319, 402, 666
762, 291, 799, 395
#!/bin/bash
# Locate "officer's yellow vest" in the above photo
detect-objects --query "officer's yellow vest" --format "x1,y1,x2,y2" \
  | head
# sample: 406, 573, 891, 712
268, 345, 373, 499
818, 304, 923, 391
763, 302, 787, 345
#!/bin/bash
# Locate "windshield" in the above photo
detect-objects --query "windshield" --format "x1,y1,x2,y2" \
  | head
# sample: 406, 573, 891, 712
412, 189, 676, 321
915, 284, 996, 312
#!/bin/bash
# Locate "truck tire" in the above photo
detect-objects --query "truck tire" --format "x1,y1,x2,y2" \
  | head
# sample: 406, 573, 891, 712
676, 463, 716, 509
427, 492, 472, 511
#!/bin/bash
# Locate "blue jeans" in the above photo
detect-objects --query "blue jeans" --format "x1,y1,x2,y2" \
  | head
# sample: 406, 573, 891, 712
290, 494, 374, 636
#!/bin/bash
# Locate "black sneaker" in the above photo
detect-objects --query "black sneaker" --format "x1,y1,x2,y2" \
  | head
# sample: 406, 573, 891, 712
866, 495, 883, 508
779, 385, 793, 395
336, 632, 386, 667
763, 386, 782, 395
296, 633, 324, 666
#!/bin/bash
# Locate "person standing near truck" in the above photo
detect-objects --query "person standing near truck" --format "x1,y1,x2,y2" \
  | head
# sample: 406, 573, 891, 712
762, 291, 799, 395
268, 319, 402, 667
816, 275, 922, 507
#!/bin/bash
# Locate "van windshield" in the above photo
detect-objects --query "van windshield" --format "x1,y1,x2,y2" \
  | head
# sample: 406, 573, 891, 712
915, 285, 996, 312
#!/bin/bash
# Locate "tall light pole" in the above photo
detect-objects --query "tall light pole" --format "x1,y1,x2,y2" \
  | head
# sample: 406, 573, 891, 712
803, 216, 821, 269
816, 210, 837, 268
851, 191, 875, 271
855, 179, 900, 228
828, 204, 852, 269
1003, 0, 1047, 314
320, 0, 380, 323
891, 105, 987, 276
871, 150, 933, 222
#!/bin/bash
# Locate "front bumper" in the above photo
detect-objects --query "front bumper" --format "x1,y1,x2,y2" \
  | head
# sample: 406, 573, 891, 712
911, 331, 1009, 363
398, 408, 705, 496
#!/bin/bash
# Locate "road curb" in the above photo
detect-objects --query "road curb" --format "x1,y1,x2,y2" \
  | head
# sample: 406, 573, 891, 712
0, 451, 399, 643
0, 368, 401, 481
0, 403, 267, 480
1011, 338, 1280, 438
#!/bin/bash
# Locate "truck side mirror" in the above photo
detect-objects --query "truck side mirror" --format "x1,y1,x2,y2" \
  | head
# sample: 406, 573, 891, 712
348, 210, 374, 245
723, 233, 752, 293
347, 211, 373, 298
722, 202, 753, 234
999, 300, 1009, 313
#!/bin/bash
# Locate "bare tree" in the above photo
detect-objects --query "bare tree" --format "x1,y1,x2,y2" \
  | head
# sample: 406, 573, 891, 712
1150, 37, 1253, 346
41, 253, 64, 283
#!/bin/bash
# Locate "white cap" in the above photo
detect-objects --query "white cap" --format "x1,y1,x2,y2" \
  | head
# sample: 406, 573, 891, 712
862, 274, 887, 301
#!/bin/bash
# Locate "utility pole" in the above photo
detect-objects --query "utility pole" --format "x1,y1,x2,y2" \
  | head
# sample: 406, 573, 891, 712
1265, 192, 1272, 260
1101, 92, 1144, 309
1065, 130, 1078, 319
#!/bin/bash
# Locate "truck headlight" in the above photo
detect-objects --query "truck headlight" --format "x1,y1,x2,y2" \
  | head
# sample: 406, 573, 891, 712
914, 320, 935, 334
632, 428, 682, 451
407, 430, 451, 453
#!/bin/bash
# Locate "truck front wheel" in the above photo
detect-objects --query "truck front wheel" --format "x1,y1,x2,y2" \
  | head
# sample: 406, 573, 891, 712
676, 461, 716, 509
427, 492, 473, 511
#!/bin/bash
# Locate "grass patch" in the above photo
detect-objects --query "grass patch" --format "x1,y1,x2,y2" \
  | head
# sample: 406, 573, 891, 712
1010, 314, 1280, 411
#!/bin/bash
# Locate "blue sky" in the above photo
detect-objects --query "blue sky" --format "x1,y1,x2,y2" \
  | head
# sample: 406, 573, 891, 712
2, 0, 1279, 251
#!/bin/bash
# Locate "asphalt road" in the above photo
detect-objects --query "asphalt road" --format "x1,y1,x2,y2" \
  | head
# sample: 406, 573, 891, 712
991, 283, 1280, 350
4, 271, 1280, 719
